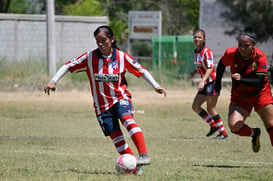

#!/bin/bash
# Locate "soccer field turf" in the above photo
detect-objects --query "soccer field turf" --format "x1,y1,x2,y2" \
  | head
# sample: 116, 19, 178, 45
0, 88, 273, 180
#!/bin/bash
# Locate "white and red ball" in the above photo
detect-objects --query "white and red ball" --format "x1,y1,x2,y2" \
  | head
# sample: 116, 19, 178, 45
116, 154, 137, 174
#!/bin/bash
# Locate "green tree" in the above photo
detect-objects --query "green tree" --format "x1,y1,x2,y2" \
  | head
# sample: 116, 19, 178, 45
160, 0, 199, 35
100, 0, 199, 43
62, 0, 105, 16
0, 0, 11, 13
1, 0, 199, 44
0, 0, 44, 14
0, 0, 88, 14
219, 0, 273, 42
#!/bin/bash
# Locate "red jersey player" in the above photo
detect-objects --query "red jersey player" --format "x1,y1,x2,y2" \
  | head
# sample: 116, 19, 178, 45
191, 29, 228, 139
215, 28, 273, 153
44, 25, 167, 175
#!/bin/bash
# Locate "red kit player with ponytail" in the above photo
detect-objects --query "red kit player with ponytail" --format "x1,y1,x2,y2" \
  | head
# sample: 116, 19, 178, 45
215, 28, 273, 153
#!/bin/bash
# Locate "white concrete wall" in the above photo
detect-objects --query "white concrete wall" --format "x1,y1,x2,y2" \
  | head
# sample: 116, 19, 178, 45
0, 13, 108, 62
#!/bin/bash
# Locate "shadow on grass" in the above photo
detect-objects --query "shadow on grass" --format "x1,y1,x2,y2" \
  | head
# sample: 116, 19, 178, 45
55, 168, 116, 175
193, 164, 252, 168
67, 168, 116, 175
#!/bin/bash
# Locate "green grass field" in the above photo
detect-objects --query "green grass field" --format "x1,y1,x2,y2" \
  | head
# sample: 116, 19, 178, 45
1, 87, 273, 181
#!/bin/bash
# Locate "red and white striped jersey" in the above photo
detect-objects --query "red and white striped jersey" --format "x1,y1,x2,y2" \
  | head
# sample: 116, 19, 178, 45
194, 46, 216, 83
65, 48, 146, 115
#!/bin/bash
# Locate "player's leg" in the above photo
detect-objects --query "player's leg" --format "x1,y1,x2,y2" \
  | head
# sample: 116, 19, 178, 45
255, 89, 273, 147
97, 109, 133, 155
192, 93, 217, 136
116, 99, 150, 165
206, 96, 228, 139
192, 93, 206, 114
120, 114, 150, 165
110, 130, 133, 155
256, 104, 273, 147
228, 105, 261, 152
228, 105, 249, 133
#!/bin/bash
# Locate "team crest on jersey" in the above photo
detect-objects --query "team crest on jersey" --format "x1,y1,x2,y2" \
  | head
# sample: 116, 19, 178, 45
112, 61, 119, 70
234, 64, 238, 68
252, 62, 257, 71
197, 54, 203, 61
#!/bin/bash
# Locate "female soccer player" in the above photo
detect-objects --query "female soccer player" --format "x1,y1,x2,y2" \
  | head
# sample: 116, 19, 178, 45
44, 26, 167, 168
191, 29, 228, 139
215, 29, 273, 152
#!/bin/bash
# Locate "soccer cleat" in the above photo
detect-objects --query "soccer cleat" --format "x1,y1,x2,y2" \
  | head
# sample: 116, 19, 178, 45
206, 126, 218, 137
135, 166, 143, 176
137, 153, 150, 166
214, 133, 228, 139
252, 128, 261, 153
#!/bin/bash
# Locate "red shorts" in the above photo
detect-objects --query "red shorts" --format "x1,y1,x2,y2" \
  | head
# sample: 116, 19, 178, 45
230, 87, 273, 113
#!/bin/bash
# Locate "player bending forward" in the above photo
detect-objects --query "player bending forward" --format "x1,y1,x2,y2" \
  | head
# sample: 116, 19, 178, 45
215, 28, 273, 152
44, 25, 167, 175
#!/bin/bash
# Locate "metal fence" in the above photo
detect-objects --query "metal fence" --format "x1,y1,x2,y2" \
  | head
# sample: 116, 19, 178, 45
152, 35, 195, 76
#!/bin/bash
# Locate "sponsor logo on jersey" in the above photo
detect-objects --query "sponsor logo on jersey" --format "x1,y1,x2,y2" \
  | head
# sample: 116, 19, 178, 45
194, 54, 202, 67
194, 61, 201, 67
119, 99, 130, 106
95, 74, 118, 82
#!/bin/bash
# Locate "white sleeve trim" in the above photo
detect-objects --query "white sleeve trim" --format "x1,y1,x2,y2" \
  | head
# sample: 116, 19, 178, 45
49, 64, 69, 84
141, 69, 160, 89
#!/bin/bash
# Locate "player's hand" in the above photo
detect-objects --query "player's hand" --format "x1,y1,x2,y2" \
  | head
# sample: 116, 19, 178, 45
44, 82, 56, 95
198, 81, 205, 91
155, 87, 167, 97
214, 83, 221, 93
232, 73, 241, 81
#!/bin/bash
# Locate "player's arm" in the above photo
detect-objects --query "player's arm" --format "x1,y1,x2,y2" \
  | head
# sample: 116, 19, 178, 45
198, 68, 213, 91
215, 59, 226, 92
44, 64, 69, 95
232, 73, 265, 87
141, 70, 167, 97
44, 52, 88, 95
233, 54, 267, 87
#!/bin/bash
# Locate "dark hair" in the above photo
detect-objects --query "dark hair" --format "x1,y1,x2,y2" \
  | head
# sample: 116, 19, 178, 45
93, 25, 118, 49
239, 26, 256, 43
194, 29, 206, 38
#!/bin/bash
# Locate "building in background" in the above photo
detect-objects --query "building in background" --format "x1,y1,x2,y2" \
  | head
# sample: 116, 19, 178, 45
200, 0, 273, 63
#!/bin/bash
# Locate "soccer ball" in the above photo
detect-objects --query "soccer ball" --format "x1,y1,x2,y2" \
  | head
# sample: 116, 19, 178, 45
116, 154, 137, 174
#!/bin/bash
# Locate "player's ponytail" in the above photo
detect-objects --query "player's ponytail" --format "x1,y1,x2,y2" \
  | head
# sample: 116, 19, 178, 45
94, 25, 119, 49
